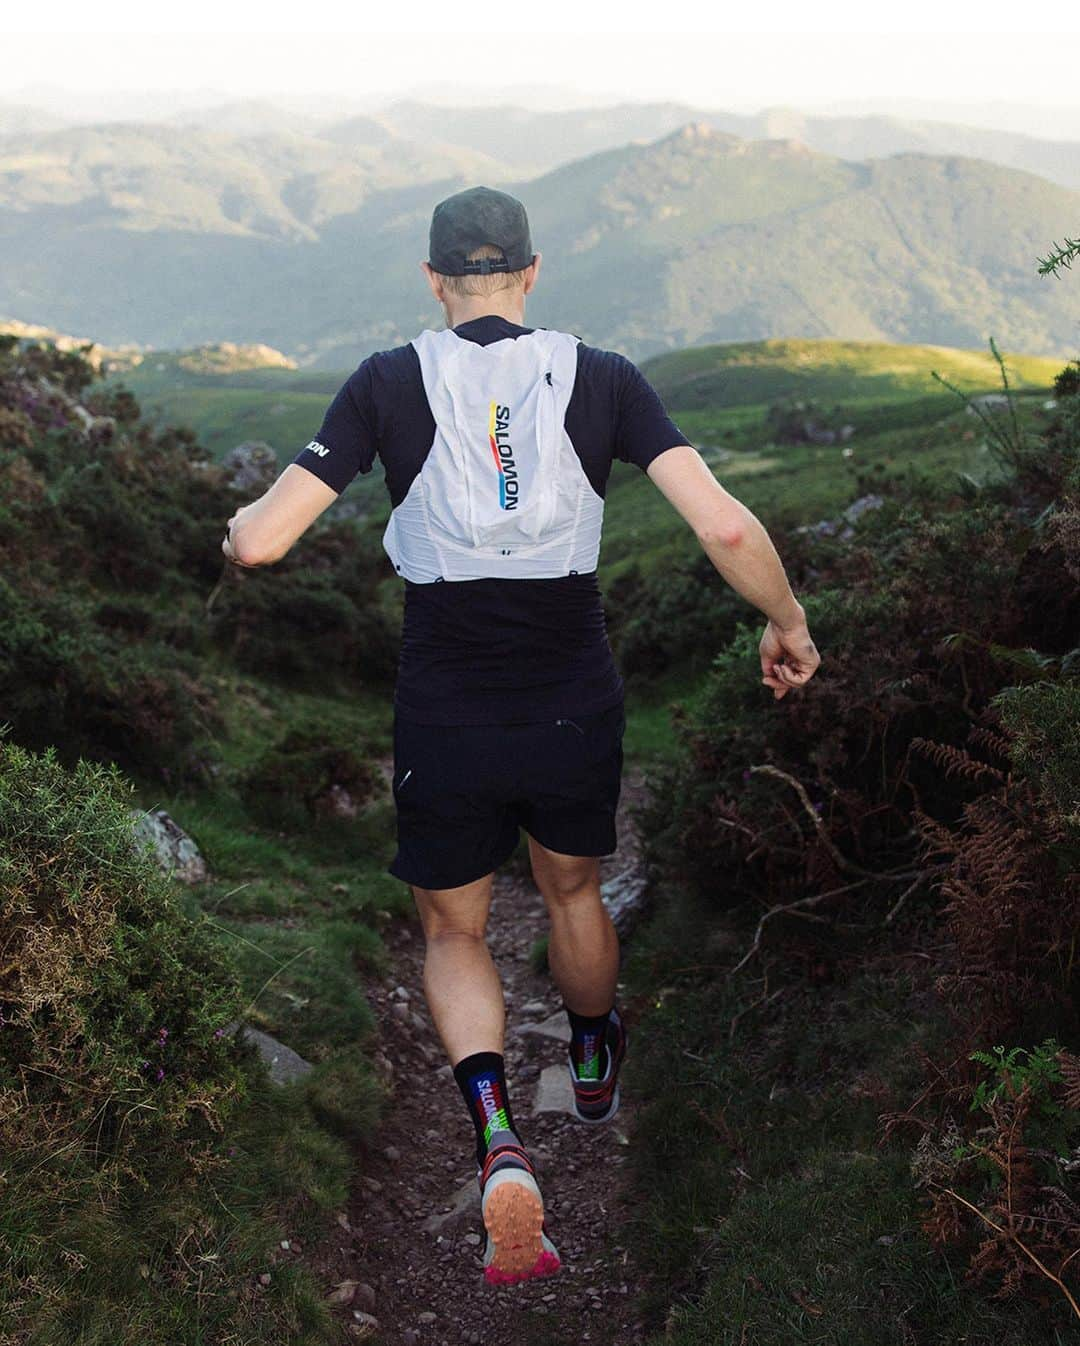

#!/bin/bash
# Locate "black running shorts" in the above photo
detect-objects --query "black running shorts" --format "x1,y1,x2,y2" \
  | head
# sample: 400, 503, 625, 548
387, 700, 626, 890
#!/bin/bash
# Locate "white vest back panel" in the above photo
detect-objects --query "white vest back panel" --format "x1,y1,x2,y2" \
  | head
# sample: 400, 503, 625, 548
382, 327, 605, 582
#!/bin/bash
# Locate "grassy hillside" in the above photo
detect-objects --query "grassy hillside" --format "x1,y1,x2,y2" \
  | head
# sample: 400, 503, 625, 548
643, 337, 1063, 410
525, 126, 1080, 358
3, 322, 1077, 1340
105, 335, 1062, 467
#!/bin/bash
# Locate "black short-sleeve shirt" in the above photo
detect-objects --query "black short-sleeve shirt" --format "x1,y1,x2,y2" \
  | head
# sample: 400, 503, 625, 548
292, 315, 692, 725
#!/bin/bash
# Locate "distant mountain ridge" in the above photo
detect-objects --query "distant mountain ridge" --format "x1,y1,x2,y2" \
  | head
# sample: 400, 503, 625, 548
1, 117, 1077, 365
372, 99, 1080, 191
4, 93, 1079, 189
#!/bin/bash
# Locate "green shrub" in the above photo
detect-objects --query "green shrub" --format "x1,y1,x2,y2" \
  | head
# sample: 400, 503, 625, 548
994, 680, 1080, 840
643, 443, 1076, 915
605, 554, 743, 682
0, 330, 399, 791
240, 727, 384, 832
207, 520, 400, 687
0, 577, 221, 778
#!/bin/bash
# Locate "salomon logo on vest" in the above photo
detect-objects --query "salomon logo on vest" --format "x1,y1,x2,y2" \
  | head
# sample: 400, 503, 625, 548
488, 401, 518, 510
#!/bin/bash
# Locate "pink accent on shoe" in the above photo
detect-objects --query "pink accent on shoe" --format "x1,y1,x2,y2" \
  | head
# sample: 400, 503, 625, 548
482, 1247, 562, 1286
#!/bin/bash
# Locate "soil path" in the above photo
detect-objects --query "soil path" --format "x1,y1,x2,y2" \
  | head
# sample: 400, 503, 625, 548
306, 766, 654, 1346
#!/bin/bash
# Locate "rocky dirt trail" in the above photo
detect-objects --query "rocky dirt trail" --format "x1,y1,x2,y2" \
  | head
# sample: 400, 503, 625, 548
305, 767, 656, 1346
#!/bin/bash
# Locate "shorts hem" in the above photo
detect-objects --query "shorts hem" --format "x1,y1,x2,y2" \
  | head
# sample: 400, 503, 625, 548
522, 822, 619, 859
387, 833, 520, 890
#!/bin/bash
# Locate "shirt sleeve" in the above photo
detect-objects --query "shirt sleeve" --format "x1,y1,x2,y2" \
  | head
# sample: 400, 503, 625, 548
612, 353, 693, 472
290, 360, 378, 494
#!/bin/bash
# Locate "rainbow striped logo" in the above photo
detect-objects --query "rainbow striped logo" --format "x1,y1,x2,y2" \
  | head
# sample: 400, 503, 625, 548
470, 1073, 513, 1145
488, 401, 518, 510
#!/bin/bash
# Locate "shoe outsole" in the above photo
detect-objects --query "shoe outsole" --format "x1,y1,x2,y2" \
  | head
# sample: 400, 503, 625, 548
481, 1168, 561, 1285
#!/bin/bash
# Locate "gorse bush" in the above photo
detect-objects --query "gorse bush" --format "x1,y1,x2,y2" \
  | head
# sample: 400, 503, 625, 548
0, 735, 250, 1202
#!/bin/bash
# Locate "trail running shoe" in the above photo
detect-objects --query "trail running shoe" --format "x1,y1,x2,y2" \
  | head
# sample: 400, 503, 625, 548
476, 1132, 561, 1286
567, 1006, 627, 1124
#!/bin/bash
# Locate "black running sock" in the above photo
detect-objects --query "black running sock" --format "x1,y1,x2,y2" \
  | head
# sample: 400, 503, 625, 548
565, 1003, 614, 1081
452, 1051, 522, 1168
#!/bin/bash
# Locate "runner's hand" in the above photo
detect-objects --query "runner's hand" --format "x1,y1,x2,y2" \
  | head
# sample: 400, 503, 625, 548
221, 512, 258, 567
759, 616, 820, 700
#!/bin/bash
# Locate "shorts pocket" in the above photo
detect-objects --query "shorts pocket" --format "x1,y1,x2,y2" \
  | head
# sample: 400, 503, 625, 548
552, 703, 624, 776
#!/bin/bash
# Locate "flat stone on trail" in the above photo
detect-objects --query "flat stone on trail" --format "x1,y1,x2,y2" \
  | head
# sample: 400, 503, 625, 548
422, 1178, 480, 1233
516, 1011, 570, 1043
533, 1063, 575, 1115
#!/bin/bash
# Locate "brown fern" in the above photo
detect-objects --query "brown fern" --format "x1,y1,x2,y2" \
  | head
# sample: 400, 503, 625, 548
910, 736, 1007, 786
1061, 1054, 1080, 1113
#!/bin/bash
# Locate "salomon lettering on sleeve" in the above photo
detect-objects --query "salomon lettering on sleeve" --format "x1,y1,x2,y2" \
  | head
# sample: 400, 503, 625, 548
291, 364, 379, 494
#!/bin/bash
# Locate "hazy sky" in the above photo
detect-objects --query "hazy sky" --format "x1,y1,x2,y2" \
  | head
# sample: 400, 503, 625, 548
5, 8, 1080, 114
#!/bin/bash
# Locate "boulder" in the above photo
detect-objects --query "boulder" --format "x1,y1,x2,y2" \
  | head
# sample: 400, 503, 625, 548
222, 440, 279, 494
794, 493, 884, 541
223, 1021, 315, 1086
842, 493, 884, 525
967, 394, 1011, 415
130, 807, 208, 884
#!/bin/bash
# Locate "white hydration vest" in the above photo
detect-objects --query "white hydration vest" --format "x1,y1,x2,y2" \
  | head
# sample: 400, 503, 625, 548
382, 326, 605, 582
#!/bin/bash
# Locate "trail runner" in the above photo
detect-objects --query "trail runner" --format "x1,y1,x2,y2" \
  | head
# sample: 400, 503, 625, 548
222, 185, 821, 1285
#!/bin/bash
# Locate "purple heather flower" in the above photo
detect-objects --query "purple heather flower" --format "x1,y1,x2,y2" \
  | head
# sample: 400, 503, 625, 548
214, 1028, 226, 1039
155, 1067, 165, 1082
140, 1060, 151, 1071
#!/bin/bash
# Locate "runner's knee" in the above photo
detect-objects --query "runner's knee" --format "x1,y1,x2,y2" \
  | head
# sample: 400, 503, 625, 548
529, 850, 600, 908
411, 885, 490, 942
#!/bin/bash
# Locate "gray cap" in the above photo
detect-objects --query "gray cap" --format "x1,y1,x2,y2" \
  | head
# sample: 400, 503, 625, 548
428, 185, 535, 276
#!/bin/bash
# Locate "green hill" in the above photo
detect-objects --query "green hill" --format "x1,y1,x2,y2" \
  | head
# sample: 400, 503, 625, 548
642, 337, 1063, 409
104, 336, 1062, 477
522, 125, 1080, 360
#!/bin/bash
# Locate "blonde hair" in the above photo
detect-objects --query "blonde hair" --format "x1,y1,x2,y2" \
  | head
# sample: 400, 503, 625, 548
436, 243, 531, 298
